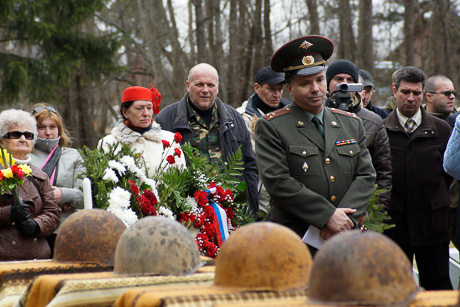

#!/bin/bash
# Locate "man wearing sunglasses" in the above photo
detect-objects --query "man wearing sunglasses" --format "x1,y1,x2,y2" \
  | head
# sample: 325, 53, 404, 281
425, 75, 457, 121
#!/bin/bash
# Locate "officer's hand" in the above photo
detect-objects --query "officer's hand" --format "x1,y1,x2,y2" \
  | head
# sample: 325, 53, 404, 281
325, 208, 356, 234
18, 219, 40, 237
320, 227, 335, 240
11, 202, 31, 224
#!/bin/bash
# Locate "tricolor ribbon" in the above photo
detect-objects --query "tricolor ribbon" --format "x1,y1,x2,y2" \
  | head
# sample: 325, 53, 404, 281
205, 188, 230, 247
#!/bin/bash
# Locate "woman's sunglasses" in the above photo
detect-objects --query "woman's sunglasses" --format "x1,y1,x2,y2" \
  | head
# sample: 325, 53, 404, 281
32, 106, 58, 115
2, 131, 35, 140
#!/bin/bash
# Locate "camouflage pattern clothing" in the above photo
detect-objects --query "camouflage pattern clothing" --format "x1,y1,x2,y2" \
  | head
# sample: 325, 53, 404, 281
186, 99, 223, 167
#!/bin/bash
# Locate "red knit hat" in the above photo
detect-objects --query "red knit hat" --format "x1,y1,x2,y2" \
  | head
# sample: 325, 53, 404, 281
121, 84, 161, 114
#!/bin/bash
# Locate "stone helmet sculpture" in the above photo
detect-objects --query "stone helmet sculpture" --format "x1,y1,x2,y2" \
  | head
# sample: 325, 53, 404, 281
308, 230, 419, 306
114, 216, 203, 276
214, 222, 312, 290
53, 209, 126, 266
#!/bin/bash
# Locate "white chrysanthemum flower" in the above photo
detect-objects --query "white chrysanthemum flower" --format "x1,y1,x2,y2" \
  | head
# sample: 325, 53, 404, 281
108, 160, 126, 175
119, 155, 138, 173
102, 168, 119, 183
108, 187, 131, 209
158, 206, 175, 220
107, 207, 138, 227
140, 175, 155, 188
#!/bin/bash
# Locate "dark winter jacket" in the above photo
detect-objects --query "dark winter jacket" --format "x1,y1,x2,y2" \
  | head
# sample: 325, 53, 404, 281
356, 107, 392, 208
384, 107, 453, 246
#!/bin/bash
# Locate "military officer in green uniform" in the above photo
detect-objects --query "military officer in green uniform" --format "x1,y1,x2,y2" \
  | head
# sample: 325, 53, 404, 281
254, 36, 376, 255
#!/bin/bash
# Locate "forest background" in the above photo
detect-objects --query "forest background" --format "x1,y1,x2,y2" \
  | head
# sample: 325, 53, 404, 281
0, 0, 459, 148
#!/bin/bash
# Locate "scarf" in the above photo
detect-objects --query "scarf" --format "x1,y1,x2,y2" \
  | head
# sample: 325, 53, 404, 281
35, 138, 61, 185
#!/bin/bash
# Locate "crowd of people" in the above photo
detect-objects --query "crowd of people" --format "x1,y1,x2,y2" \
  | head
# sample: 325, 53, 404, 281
0, 34, 459, 291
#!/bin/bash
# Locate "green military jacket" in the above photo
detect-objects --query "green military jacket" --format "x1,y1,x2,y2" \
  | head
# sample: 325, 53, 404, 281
254, 101, 376, 237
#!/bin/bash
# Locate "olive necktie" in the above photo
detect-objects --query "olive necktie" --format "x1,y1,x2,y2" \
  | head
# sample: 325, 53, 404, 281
311, 116, 325, 138
405, 118, 416, 134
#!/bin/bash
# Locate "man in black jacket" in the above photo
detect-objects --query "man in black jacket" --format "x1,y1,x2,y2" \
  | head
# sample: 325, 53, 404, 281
155, 63, 259, 217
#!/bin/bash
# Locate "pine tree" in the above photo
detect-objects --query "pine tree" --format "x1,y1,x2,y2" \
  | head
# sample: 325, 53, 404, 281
359, 185, 395, 233
0, 0, 122, 103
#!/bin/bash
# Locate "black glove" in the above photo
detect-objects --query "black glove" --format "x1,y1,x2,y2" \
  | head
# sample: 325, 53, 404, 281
18, 219, 40, 237
11, 202, 30, 224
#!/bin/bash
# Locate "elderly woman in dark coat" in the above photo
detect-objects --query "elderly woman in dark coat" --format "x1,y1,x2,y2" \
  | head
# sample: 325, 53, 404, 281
0, 109, 60, 260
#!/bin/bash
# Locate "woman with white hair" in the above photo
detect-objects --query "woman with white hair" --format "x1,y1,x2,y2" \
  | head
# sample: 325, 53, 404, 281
0, 109, 60, 260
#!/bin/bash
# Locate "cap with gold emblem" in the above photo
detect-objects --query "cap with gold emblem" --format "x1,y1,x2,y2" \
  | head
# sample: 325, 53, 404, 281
271, 35, 334, 77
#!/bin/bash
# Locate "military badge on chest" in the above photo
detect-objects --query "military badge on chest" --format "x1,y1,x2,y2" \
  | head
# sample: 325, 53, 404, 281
302, 162, 308, 172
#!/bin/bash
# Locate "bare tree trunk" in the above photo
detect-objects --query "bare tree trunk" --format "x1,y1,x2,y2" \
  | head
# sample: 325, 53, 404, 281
213, 0, 224, 81
193, 0, 206, 62
337, 0, 356, 61
306, 0, 320, 34
253, 0, 263, 74
188, 0, 196, 62
206, 0, 215, 65
357, 0, 373, 73
226, 0, 238, 105
238, 0, 252, 106
167, 0, 189, 98
263, 0, 273, 65
403, 0, 416, 66
424, 0, 451, 76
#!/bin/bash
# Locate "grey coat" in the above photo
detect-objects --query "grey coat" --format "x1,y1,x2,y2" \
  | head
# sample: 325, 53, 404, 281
30, 147, 85, 224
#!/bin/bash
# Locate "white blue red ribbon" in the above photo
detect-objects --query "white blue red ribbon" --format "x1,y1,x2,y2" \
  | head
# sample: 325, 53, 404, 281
205, 188, 229, 246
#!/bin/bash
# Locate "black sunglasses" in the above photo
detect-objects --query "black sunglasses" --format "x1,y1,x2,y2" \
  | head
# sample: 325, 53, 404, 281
429, 90, 458, 97
3, 131, 35, 140
32, 106, 58, 115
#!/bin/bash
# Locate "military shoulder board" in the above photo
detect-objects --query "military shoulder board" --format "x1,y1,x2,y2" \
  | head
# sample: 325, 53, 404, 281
263, 107, 291, 120
330, 108, 360, 119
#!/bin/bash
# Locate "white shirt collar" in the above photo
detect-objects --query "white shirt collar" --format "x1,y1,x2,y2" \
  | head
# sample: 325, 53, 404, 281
396, 107, 422, 131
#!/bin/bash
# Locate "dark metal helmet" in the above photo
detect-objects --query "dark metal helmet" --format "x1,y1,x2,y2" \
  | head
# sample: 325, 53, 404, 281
214, 222, 312, 290
53, 209, 126, 266
308, 230, 419, 306
114, 216, 203, 276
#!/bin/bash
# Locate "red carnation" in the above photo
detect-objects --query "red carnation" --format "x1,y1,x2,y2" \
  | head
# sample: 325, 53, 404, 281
226, 206, 235, 220
127, 180, 139, 196
194, 213, 205, 228
139, 195, 156, 216
215, 186, 225, 202
174, 148, 182, 158
179, 212, 196, 226
203, 222, 216, 239
17, 170, 24, 180
196, 232, 208, 242
194, 191, 208, 206
144, 189, 158, 206
206, 242, 218, 257
204, 205, 215, 219
174, 132, 183, 144
221, 189, 234, 203
162, 140, 171, 148
0, 172, 3, 181
166, 155, 175, 164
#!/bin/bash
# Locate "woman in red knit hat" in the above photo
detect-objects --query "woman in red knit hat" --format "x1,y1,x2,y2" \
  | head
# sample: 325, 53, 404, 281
99, 85, 185, 176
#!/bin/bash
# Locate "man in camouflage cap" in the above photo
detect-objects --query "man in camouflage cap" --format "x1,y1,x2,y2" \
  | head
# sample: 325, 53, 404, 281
254, 36, 376, 255
155, 63, 259, 217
